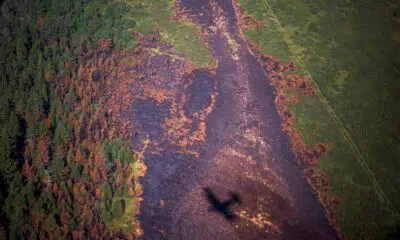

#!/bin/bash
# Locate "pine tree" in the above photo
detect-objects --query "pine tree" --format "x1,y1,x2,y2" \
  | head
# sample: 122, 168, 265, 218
0, 129, 17, 182
7, 112, 21, 148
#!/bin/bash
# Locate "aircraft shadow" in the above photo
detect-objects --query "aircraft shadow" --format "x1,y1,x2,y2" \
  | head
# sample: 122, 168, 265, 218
202, 187, 243, 221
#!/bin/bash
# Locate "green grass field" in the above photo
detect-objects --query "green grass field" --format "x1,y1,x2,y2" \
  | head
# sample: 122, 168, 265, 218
125, 0, 212, 67
236, 0, 400, 238
78, 0, 212, 66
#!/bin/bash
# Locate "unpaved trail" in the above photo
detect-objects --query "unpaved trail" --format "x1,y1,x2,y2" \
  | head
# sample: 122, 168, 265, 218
128, 0, 339, 239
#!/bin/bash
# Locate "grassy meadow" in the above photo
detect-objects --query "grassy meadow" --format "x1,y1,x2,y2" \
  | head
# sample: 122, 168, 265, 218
236, 0, 400, 238
126, 0, 212, 67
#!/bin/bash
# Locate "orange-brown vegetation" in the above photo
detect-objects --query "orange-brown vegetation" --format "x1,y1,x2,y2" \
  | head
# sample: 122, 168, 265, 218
233, 3, 265, 37
10, 37, 146, 239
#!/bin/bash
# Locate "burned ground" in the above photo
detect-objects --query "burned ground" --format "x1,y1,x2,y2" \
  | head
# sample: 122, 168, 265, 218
117, 0, 339, 239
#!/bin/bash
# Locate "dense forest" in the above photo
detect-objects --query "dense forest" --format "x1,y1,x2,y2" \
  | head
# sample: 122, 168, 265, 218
0, 0, 145, 239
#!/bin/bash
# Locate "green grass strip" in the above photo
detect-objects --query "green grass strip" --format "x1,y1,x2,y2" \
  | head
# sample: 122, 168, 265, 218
261, 0, 400, 219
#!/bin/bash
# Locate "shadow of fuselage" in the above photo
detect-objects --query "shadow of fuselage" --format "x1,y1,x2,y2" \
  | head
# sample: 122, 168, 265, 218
203, 187, 242, 221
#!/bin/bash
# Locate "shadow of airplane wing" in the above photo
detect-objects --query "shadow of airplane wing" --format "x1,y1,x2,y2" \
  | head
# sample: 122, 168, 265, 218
203, 187, 242, 221
203, 187, 221, 207
222, 191, 243, 207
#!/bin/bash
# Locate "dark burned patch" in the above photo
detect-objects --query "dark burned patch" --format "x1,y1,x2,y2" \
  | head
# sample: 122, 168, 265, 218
120, 31, 217, 160
113, 1, 340, 239
281, 222, 324, 240
131, 100, 168, 141
185, 70, 214, 115
174, 0, 213, 30
91, 69, 103, 82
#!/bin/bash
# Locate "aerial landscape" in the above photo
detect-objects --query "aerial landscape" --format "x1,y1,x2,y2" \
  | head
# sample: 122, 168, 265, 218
0, 0, 399, 239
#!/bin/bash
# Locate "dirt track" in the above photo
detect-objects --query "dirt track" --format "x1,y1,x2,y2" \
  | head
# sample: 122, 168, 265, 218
127, 0, 339, 239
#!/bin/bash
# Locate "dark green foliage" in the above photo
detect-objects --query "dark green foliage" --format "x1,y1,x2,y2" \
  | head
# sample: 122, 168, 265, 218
50, 156, 64, 182
102, 139, 136, 171
111, 199, 125, 218
69, 162, 82, 181
33, 191, 57, 214
3, 172, 30, 239
81, 1, 137, 50
99, 183, 128, 226
54, 117, 71, 146
6, 112, 21, 148
0, 0, 140, 237
99, 183, 113, 222
24, 179, 36, 204
0, 129, 17, 182
103, 183, 113, 201
65, 86, 75, 112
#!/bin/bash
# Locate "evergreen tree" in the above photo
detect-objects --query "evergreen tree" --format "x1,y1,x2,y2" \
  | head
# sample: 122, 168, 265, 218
7, 112, 21, 148
50, 156, 64, 182
0, 129, 17, 182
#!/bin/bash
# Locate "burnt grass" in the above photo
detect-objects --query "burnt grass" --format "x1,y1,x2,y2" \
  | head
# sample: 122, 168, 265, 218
249, 42, 341, 237
119, 0, 340, 239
